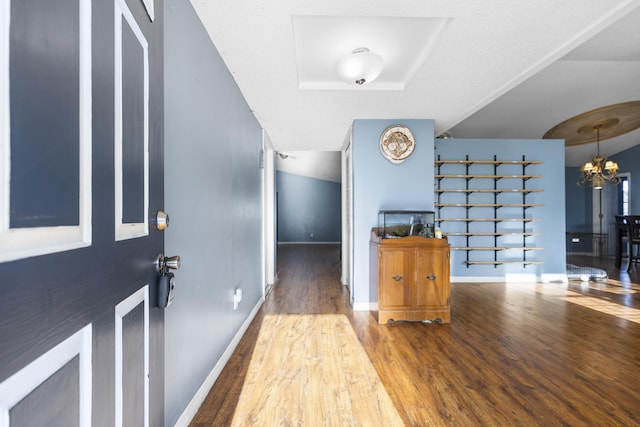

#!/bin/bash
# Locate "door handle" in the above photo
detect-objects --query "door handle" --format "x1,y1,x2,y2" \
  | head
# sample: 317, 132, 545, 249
426, 275, 436, 280
392, 275, 403, 281
156, 254, 180, 273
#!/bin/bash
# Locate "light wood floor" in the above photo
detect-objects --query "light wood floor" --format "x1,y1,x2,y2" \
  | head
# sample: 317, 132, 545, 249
229, 314, 403, 426
191, 245, 640, 426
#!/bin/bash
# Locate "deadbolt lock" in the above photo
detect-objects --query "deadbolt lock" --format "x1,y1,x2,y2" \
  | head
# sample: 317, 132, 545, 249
156, 210, 170, 230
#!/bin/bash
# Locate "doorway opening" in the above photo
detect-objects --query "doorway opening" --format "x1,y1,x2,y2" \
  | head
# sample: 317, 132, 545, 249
273, 151, 344, 293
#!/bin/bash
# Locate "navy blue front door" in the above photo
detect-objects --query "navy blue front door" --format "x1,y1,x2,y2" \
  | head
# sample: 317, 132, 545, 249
0, 0, 165, 425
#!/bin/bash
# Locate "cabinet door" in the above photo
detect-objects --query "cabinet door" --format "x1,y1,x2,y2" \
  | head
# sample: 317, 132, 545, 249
415, 248, 450, 309
379, 249, 413, 309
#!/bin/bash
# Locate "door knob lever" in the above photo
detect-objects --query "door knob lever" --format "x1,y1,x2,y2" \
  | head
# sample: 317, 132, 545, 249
156, 254, 181, 274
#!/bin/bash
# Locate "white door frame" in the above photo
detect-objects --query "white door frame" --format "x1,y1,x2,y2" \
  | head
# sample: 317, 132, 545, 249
341, 129, 353, 304
262, 131, 276, 296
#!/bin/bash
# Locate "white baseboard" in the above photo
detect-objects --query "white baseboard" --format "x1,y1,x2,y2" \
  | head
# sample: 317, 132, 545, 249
451, 275, 542, 283
352, 302, 372, 311
504, 273, 539, 283
450, 276, 507, 283
451, 274, 568, 283
277, 241, 340, 245
173, 296, 264, 427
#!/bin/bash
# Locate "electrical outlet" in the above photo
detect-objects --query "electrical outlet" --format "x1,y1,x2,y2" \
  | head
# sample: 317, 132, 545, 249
233, 288, 242, 310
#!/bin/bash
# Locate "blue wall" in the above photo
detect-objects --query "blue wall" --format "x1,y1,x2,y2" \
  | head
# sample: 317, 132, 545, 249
614, 143, 640, 214
565, 143, 640, 234
565, 166, 593, 232
276, 171, 341, 243
435, 138, 566, 281
351, 126, 567, 303
164, 2, 263, 425
352, 119, 435, 307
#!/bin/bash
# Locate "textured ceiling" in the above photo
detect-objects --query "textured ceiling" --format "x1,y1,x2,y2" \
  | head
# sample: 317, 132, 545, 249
276, 151, 342, 183
449, 5, 640, 166
291, 16, 448, 90
191, 0, 640, 170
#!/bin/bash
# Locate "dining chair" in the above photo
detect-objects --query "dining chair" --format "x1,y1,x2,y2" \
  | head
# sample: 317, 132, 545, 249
627, 215, 640, 267
615, 215, 631, 269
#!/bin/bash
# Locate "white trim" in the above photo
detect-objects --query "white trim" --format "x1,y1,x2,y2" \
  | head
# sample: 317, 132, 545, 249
277, 241, 340, 245
0, 0, 10, 249
341, 130, 354, 304
504, 273, 539, 283
451, 276, 518, 283
173, 296, 264, 427
115, 285, 150, 427
352, 302, 371, 311
0, 324, 93, 426
141, 0, 154, 21
619, 172, 631, 215
114, 0, 149, 241
262, 132, 276, 293
0, 0, 92, 263
450, 276, 488, 283
450, 275, 544, 283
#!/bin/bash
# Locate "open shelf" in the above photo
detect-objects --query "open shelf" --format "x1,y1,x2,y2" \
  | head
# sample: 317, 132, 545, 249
465, 261, 544, 265
435, 189, 543, 194
451, 247, 544, 251
435, 218, 538, 223
435, 160, 543, 166
435, 174, 542, 180
435, 155, 543, 268
435, 203, 543, 208
446, 232, 539, 237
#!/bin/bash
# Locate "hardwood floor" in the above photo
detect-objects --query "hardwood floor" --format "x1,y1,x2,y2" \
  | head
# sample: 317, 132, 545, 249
228, 314, 404, 426
191, 245, 640, 426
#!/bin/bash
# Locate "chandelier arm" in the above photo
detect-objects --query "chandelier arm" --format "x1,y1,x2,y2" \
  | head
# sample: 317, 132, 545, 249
577, 124, 620, 189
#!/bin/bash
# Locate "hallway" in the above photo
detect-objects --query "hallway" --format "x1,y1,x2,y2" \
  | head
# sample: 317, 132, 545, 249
192, 244, 640, 426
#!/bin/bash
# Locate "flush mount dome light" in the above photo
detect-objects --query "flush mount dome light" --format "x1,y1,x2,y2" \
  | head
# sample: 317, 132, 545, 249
336, 48, 384, 85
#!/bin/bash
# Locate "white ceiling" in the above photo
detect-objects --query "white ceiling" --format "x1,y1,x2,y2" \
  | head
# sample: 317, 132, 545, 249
291, 16, 448, 91
449, 5, 640, 166
276, 151, 342, 183
192, 0, 640, 170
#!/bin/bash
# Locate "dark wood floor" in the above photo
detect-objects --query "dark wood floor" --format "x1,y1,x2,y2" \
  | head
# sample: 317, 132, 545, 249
191, 245, 640, 426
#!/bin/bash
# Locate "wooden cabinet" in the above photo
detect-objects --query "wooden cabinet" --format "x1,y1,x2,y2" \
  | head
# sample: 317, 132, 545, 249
370, 233, 451, 324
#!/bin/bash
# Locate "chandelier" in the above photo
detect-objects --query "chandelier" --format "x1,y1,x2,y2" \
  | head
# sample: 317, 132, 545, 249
578, 124, 620, 189
543, 101, 640, 190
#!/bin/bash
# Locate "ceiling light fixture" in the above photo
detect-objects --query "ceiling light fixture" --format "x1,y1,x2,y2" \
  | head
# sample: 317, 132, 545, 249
578, 124, 620, 190
336, 47, 383, 86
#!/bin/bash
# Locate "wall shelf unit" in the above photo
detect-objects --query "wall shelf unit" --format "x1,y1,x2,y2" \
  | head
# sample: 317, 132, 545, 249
435, 155, 543, 267
435, 203, 543, 208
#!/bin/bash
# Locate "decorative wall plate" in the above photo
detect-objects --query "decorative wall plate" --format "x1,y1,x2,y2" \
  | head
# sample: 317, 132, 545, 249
379, 125, 416, 164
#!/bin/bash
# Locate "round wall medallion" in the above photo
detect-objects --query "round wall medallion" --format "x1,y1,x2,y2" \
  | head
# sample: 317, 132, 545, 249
379, 125, 415, 164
